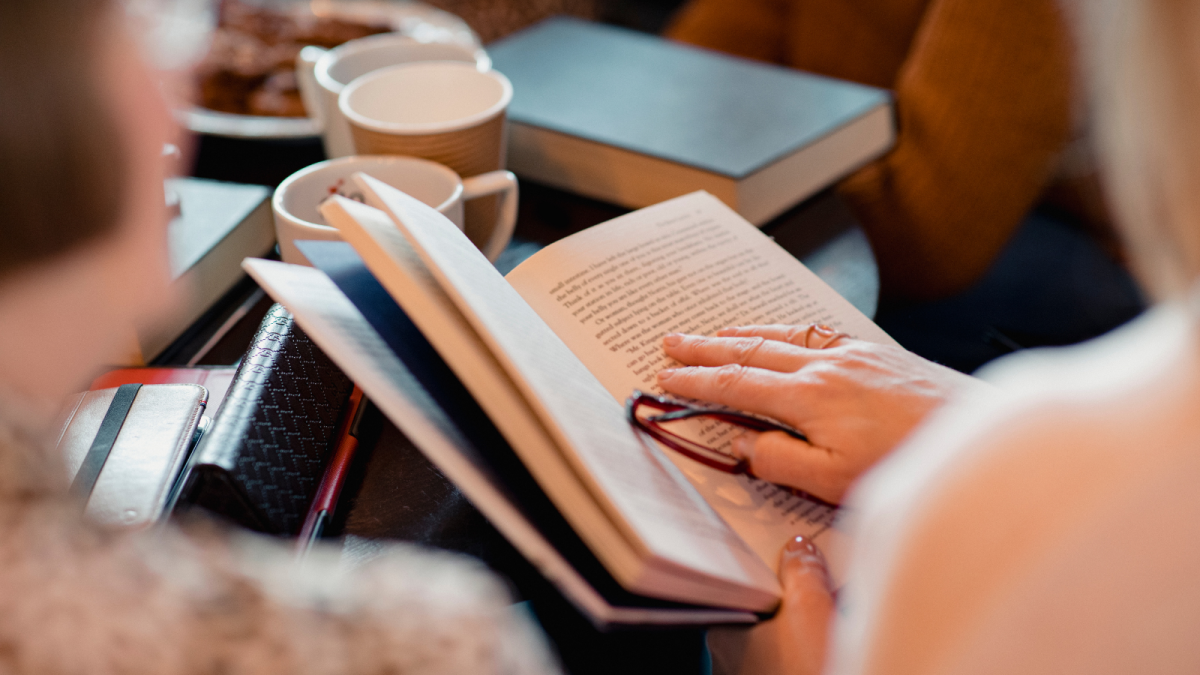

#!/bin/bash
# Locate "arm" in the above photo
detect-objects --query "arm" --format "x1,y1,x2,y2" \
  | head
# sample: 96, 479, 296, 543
839, 0, 1075, 299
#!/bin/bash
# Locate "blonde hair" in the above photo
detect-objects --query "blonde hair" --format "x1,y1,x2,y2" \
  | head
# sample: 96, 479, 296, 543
1073, 0, 1200, 300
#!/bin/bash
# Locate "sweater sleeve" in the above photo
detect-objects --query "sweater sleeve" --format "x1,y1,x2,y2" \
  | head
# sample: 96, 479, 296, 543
0, 417, 557, 675
838, 0, 1075, 299
0, 502, 559, 675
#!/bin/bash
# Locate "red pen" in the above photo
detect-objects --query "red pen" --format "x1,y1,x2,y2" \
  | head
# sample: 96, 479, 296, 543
297, 386, 366, 556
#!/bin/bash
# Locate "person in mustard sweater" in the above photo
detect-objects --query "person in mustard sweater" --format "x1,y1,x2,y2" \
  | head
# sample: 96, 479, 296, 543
666, 0, 1144, 372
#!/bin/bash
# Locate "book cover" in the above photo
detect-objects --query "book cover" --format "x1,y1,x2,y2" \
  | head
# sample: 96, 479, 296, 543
488, 18, 895, 223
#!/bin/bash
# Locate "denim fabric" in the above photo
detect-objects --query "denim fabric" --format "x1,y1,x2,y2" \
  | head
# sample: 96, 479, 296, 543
875, 212, 1146, 373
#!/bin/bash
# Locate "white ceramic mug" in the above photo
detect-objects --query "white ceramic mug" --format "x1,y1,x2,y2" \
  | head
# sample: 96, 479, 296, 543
339, 62, 513, 242
295, 34, 490, 159
273, 155, 518, 264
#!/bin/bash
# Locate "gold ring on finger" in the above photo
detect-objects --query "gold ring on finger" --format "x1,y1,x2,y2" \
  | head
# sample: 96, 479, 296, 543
805, 324, 850, 349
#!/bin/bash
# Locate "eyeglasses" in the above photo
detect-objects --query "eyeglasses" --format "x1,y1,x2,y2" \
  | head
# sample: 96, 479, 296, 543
624, 390, 808, 474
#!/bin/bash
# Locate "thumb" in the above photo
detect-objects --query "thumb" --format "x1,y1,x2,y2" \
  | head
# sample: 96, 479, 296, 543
736, 431, 845, 503
776, 535, 834, 675
780, 535, 833, 598
705, 537, 835, 675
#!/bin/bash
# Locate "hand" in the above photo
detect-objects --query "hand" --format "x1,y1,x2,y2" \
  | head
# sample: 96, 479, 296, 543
657, 324, 986, 503
708, 536, 834, 675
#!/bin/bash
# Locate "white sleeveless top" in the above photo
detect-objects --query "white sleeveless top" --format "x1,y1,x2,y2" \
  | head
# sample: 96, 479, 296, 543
830, 302, 1200, 675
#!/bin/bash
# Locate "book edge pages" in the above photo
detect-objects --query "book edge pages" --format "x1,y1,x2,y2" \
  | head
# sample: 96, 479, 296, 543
737, 103, 895, 225
506, 101, 893, 228
242, 258, 757, 627
506, 123, 740, 216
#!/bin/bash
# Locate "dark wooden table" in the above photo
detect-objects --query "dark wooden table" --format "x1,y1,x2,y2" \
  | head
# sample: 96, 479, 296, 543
176, 133, 878, 675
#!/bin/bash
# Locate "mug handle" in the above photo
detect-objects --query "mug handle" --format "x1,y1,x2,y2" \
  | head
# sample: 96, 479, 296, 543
295, 45, 329, 129
461, 171, 519, 262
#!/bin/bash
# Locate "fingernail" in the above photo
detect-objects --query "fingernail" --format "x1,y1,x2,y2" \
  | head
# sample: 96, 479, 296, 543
781, 536, 833, 593
784, 535, 819, 556
781, 535, 827, 569
731, 431, 759, 460
657, 368, 676, 381
663, 333, 683, 347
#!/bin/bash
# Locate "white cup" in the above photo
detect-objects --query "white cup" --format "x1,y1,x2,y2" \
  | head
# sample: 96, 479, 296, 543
295, 33, 490, 159
338, 62, 513, 244
273, 155, 518, 264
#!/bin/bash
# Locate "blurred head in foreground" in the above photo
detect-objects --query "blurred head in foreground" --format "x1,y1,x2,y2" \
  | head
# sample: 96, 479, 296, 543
0, 0, 177, 415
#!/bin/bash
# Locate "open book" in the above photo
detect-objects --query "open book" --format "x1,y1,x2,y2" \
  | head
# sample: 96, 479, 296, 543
243, 183, 895, 626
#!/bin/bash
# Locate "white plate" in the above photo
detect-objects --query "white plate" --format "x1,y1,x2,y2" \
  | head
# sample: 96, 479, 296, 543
183, 0, 481, 139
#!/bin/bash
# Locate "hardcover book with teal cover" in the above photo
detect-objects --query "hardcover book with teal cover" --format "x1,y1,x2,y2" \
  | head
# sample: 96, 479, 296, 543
488, 17, 895, 224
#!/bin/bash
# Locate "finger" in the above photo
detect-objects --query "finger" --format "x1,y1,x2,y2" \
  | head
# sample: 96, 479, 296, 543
718, 324, 857, 349
663, 333, 816, 373
657, 364, 807, 423
717, 324, 814, 344
744, 431, 846, 504
706, 537, 833, 675
779, 535, 835, 641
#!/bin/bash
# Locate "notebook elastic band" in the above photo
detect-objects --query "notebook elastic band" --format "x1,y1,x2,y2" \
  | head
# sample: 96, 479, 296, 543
70, 383, 141, 500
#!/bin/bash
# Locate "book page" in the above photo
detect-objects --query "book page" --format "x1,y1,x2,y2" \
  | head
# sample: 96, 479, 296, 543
507, 191, 891, 574
351, 176, 782, 611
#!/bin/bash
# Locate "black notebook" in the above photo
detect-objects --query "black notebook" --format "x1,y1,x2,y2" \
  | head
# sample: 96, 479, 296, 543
179, 305, 354, 534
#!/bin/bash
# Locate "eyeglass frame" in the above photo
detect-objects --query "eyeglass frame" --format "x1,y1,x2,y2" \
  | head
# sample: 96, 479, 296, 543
624, 390, 808, 473
625, 391, 839, 509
